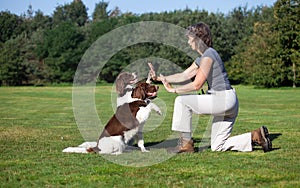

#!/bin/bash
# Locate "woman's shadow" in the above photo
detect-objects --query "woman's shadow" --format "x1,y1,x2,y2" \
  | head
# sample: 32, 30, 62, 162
267, 133, 282, 151
144, 133, 282, 152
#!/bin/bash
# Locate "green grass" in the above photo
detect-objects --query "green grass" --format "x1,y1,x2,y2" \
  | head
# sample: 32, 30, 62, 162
0, 85, 299, 187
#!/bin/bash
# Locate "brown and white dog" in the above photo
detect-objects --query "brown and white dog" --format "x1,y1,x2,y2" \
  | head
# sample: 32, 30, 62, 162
87, 82, 161, 154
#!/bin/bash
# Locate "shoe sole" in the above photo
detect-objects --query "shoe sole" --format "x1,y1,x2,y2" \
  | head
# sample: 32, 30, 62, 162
167, 147, 195, 153
260, 126, 272, 152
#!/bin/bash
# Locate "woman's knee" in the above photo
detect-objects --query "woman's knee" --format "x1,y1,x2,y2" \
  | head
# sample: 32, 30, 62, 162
173, 96, 184, 108
174, 96, 182, 104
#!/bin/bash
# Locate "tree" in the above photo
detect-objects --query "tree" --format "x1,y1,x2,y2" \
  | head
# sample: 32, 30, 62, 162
53, 0, 88, 26
31, 10, 52, 31
2, 1, 294, 87
0, 34, 29, 85
0, 11, 24, 43
92, 1, 110, 22
274, 0, 300, 87
36, 22, 85, 83
244, 22, 283, 87
225, 6, 288, 87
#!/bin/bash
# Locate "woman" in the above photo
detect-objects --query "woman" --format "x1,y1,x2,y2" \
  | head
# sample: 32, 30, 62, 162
150, 22, 272, 153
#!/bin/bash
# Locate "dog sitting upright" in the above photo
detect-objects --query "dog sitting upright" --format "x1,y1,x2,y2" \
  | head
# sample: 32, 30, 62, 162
87, 82, 161, 154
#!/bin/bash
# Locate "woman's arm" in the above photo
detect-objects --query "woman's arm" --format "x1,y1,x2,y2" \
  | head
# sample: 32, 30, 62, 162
161, 57, 213, 94
151, 62, 199, 83
192, 57, 213, 91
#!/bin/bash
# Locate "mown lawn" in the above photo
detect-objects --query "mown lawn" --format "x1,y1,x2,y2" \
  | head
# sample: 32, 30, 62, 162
0, 85, 299, 187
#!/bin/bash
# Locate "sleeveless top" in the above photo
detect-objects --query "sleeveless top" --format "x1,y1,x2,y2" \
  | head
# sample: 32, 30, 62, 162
195, 48, 232, 91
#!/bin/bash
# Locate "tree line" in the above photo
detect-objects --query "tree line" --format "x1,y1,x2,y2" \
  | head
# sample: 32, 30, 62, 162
0, 0, 299, 87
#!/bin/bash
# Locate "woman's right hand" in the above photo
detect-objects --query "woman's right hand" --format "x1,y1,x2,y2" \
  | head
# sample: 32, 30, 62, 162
148, 63, 157, 81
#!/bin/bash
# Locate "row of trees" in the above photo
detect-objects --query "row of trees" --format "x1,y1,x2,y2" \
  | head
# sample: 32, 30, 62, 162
0, 0, 299, 87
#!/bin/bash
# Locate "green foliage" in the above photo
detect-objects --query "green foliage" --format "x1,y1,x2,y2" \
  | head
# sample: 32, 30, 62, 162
52, 0, 88, 26
92, 1, 110, 21
274, 0, 300, 87
0, 11, 24, 43
227, 3, 299, 87
227, 21, 284, 87
0, 35, 26, 85
36, 22, 85, 83
0, 0, 298, 87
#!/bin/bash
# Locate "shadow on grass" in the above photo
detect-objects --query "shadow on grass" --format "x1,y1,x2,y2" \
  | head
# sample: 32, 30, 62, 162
251, 133, 282, 152
143, 138, 211, 152
269, 133, 282, 141
269, 133, 282, 151
145, 139, 178, 148
143, 133, 282, 152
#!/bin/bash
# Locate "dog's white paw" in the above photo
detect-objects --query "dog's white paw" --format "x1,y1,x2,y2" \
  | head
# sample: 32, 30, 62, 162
141, 148, 150, 152
156, 110, 162, 116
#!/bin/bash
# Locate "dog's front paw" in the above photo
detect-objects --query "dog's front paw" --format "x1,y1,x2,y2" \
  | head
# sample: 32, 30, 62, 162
141, 148, 150, 152
156, 109, 162, 116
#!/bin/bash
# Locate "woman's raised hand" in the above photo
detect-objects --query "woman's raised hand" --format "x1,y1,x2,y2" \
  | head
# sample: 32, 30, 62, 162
148, 63, 157, 80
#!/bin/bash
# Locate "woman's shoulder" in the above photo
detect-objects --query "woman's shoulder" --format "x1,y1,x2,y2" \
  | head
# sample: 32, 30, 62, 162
203, 48, 220, 59
195, 48, 219, 66
204, 47, 217, 55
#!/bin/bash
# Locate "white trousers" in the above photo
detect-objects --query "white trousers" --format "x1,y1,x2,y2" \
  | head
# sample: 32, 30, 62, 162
172, 89, 252, 152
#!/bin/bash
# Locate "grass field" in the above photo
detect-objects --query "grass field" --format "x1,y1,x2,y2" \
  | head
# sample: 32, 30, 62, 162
1, 85, 299, 187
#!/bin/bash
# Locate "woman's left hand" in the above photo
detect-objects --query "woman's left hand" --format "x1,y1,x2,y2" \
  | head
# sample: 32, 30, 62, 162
160, 74, 176, 93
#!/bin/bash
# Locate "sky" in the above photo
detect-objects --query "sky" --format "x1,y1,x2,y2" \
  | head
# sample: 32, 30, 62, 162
1, 0, 277, 17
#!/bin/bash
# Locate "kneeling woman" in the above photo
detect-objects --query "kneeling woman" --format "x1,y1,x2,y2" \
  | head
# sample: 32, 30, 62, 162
150, 22, 272, 153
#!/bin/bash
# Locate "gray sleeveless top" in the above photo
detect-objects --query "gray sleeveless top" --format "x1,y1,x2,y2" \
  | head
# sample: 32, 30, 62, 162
195, 48, 232, 91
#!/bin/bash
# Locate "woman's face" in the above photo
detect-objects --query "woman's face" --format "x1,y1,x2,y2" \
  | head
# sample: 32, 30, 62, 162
188, 36, 196, 51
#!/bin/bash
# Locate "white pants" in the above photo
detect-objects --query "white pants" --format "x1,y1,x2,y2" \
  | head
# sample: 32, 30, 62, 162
172, 89, 252, 152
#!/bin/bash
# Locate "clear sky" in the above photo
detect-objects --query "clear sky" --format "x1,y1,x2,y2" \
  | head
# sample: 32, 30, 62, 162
1, 0, 277, 17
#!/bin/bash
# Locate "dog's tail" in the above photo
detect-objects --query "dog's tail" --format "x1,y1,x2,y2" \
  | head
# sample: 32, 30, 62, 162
87, 130, 108, 153
86, 147, 101, 153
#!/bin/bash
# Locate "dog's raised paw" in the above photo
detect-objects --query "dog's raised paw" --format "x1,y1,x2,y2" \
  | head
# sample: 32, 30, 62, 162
156, 110, 162, 116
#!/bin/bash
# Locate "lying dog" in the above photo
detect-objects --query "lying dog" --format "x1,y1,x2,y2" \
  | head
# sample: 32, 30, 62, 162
87, 82, 161, 154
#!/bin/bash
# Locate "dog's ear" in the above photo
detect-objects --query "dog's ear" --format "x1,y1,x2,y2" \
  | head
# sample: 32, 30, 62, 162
116, 80, 125, 96
116, 73, 126, 96
132, 85, 146, 99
